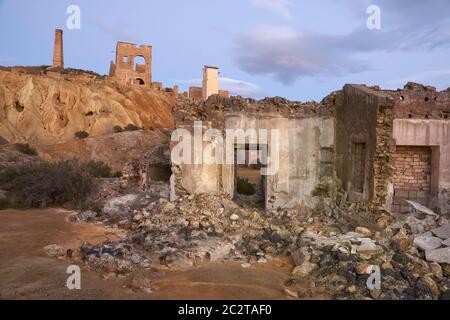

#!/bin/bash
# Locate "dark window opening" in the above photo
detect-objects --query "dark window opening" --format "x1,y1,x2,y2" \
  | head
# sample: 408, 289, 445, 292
351, 143, 366, 193
234, 144, 267, 209
320, 147, 334, 178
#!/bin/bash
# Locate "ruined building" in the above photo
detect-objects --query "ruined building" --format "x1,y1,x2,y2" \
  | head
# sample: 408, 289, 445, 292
170, 83, 450, 216
109, 42, 152, 86
188, 66, 229, 101
52, 29, 64, 68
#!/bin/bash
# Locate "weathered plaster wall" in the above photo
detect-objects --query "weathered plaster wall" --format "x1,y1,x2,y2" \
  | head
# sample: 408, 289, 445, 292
172, 113, 335, 211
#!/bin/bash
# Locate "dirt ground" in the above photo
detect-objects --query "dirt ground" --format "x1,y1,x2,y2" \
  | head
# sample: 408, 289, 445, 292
0, 208, 327, 300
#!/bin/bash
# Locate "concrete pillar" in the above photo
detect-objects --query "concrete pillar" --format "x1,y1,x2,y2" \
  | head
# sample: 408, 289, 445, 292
202, 66, 219, 100
52, 29, 64, 68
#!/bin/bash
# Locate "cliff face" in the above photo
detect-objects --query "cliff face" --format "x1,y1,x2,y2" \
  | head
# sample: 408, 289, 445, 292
0, 70, 174, 144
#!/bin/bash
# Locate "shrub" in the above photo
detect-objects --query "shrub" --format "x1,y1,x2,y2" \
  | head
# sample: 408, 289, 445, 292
15, 143, 37, 156
87, 161, 113, 178
75, 131, 89, 139
113, 125, 124, 133
236, 177, 256, 196
0, 136, 9, 146
0, 160, 94, 208
124, 124, 141, 131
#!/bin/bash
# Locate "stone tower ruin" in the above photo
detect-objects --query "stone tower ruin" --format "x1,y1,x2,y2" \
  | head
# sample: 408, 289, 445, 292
52, 29, 64, 69
202, 66, 219, 100
109, 42, 152, 86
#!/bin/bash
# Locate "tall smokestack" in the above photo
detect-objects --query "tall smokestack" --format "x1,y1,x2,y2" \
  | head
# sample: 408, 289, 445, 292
52, 29, 64, 68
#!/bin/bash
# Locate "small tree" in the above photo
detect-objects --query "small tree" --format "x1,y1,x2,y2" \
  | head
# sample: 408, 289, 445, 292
15, 143, 37, 156
75, 131, 89, 139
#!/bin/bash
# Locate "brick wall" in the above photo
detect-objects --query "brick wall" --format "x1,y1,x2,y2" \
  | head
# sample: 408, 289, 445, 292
392, 146, 431, 212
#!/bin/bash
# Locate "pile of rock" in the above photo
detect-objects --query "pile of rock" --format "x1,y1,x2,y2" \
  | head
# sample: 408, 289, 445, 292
129, 194, 300, 269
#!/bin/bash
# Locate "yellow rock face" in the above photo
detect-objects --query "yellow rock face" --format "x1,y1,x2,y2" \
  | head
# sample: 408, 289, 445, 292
0, 70, 174, 145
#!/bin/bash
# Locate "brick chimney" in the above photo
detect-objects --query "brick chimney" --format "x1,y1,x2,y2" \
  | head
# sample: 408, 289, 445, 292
52, 29, 64, 68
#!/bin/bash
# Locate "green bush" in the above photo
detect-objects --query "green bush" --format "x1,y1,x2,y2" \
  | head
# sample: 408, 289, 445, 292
15, 143, 37, 156
113, 125, 124, 133
124, 124, 141, 131
86, 161, 122, 178
0, 160, 94, 208
0, 136, 9, 146
75, 131, 89, 139
236, 177, 256, 196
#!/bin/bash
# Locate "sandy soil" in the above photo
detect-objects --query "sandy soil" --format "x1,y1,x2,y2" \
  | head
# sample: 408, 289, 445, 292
0, 208, 328, 300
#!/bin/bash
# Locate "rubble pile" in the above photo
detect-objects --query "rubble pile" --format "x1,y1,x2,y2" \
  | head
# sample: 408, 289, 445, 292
129, 194, 303, 269
64, 187, 450, 300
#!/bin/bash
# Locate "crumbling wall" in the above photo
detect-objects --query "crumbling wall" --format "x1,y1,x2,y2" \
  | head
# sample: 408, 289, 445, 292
335, 84, 395, 207
393, 119, 450, 213
109, 42, 152, 86
387, 83, 450, 214
170, 96, 335, 211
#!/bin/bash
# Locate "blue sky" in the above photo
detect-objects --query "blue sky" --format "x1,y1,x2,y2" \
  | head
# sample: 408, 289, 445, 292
0, 0, 449, 101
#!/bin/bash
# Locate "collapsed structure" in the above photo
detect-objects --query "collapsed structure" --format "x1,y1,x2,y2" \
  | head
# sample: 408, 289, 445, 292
171, 83, 450, 216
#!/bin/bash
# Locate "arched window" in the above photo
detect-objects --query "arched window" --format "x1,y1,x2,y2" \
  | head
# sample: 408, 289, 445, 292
134, 56, 146, 71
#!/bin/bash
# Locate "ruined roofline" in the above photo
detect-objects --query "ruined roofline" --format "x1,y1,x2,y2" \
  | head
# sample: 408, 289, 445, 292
204, 65, 219, 70
116, 41, 152, 49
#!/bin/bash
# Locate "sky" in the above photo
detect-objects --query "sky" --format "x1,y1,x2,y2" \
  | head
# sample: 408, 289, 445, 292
0, 0, 449, 101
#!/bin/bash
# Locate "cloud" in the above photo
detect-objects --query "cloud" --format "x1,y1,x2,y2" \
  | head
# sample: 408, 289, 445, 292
95, 21, 144, 44
235, 1, 450, 84
386, 69, 450, 86
251, 0, 293, 20
181, 78, 265, 98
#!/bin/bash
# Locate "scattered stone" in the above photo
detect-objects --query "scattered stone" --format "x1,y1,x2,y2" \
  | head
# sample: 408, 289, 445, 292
283, 288, 299, 299
370, 289, 382, 300
441, 238, 450, 247
355, 227, 372, 237
356, 242, 383, 259
163, 202, 176, 212
44, 244, 65, 257
355, 263, 371, 275
230, 213, 240, 221
241, 263, 251, 269
414, 234, 443, 251
393, 237, 412, 253
425, 247, 450, 264
430, 262, 443, 279
291, 262, 318, 278
406, 200, 438, 217
431, 224, 450, 239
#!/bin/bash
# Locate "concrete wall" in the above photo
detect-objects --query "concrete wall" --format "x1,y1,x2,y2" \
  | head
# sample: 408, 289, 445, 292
202, 67, 219, 100
335, 85, 395, 204
174, 113, 335, 211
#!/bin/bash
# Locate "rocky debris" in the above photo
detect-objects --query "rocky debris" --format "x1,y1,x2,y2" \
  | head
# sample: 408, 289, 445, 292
406, 200, 439, 218
103, 194, 139, 216
128, 193, 299, 270
64, 183, 450, 300
414, 233, 443, 251
79, 241, 151, 275
43, 244, 65, 257
431, 224, 450, 239
442, 239, 450, 247
426, 248, 450, 264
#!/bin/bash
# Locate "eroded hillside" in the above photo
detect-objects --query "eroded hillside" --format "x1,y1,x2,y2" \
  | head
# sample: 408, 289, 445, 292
0, 70, 174, 144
